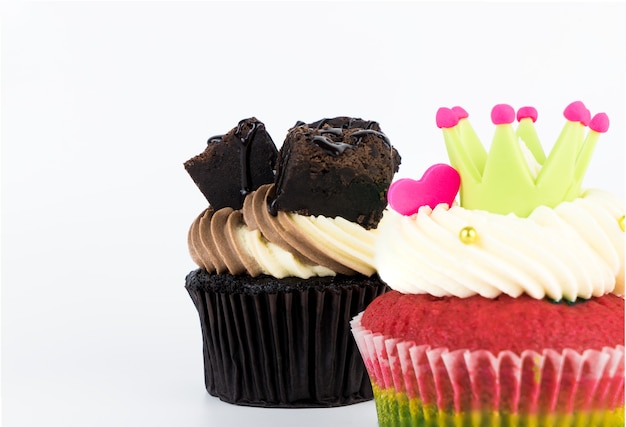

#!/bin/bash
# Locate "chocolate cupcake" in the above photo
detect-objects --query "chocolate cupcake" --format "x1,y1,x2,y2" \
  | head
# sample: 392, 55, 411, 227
184, 116, 400, 407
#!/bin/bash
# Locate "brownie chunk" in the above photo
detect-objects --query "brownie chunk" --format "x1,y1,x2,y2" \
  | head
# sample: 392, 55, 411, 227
184, 118, 278, 210
270, 117, 401, 229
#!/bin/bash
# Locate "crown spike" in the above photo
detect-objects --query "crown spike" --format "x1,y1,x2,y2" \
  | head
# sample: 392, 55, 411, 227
567, 112, 610, 198
452, 106, 488, 173
436, 107, 460, 129
452, 106, 468, 119
437, 108, 482, 185
535, 102, 588, 201
516, 107, 538, 123
491, 104, 515, 125
589, 112, 610, 133
563, 101, 591, 126
479, 105, 536, 215
516, 106, 546, 163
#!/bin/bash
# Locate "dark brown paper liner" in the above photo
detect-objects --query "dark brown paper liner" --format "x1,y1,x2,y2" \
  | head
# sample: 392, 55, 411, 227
185, 269, 388, 407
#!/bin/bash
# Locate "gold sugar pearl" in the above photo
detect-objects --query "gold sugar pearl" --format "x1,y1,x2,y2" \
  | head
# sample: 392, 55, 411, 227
459, 226, 478, 244
619, 215, 625, 232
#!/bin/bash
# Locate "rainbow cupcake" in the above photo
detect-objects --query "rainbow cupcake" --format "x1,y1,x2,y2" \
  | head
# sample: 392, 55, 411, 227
352, 102, 625, 425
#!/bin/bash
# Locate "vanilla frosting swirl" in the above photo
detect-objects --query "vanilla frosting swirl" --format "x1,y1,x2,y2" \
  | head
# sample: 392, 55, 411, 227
375, 189, 624, 301
188, 184, 377, 278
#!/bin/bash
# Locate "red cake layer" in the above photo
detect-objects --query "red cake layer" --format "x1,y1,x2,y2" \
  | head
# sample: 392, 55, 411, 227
361, 291, 624, 354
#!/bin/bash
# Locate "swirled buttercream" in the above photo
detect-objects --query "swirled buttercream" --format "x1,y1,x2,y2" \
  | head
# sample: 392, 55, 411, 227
188, 184, 378, 278
375, 189, 624, 301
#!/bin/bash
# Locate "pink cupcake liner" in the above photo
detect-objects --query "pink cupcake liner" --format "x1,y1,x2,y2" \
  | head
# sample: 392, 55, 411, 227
351, 312, 625, 419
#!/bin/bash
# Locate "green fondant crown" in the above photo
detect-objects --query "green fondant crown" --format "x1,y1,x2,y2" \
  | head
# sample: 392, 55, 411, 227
436, 102, 610, 217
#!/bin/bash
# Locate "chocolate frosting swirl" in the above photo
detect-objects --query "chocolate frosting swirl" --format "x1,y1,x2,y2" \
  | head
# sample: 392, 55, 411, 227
188, 184, 378, 278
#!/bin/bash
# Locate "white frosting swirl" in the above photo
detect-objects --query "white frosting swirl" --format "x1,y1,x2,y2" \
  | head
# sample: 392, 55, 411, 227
238, 227, 336, 279
375, 189, 624, 301
242, 213, 378, 278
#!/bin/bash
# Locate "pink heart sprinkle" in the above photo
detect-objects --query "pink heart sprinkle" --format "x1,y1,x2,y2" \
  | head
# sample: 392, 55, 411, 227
436, 107, 459, 129
589, 112, 609, 133
516, 106, 538, 123
388, 164, 461, 216
491, 104, 515, 125
563, 101, 591, 125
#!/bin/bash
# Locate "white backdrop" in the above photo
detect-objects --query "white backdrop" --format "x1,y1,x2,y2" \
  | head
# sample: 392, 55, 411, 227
2, 1, 625, 426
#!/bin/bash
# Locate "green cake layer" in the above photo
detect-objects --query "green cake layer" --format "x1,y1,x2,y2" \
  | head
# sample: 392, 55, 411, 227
371, 384, 625, 427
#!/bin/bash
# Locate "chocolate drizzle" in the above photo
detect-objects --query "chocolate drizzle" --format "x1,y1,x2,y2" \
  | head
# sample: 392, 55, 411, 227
234, 119, 261, 197
312, 128, 353, 156
311, 136, 352, 156
314, 118, 330, 129
268, 196, 279, 216
207, 135, 224, 144
309, 118, 380, 131
350, 129, 391, 146
309, 127, 391, 157
320, 128, 343, 136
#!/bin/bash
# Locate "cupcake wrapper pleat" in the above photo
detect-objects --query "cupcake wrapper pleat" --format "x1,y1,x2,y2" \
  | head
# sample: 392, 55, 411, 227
187, 282, 386, 407
351, 313, 625, 426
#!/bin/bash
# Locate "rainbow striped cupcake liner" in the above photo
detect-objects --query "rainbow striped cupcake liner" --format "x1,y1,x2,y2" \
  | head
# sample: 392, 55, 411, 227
351, 313, 624, 426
